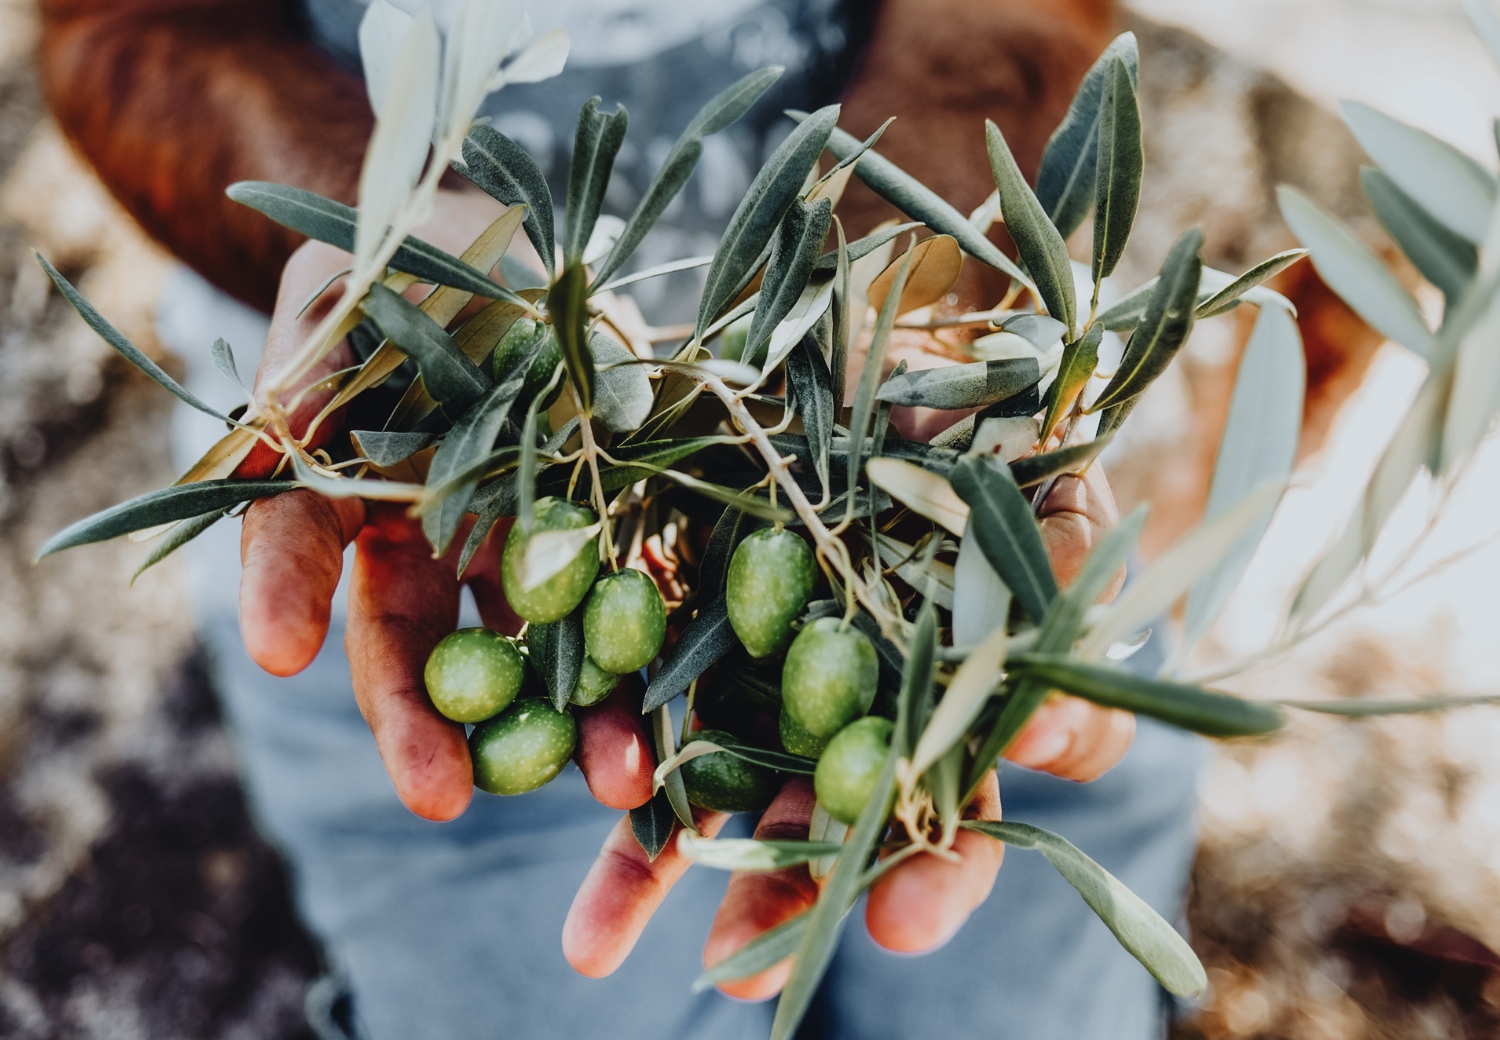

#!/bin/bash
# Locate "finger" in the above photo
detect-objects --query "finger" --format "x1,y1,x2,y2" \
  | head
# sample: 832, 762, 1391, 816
346, 504, 473, 821
1006, 694, 1136, 782
573, 682, 656, 810
239, 489, 364, 677
1038, 467, 1121, 593
563, 809, 729, 978
702, 778, 819, 1000
865, 771, 1003, 954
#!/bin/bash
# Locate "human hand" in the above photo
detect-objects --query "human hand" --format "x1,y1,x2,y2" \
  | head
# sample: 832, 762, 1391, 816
562, 326, 1135, 986
234, 189, 656, 821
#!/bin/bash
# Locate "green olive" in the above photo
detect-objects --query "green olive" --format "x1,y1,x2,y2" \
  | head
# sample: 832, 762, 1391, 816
814, 716, 894, 825
469, 698, 577, 795
719, 312, 752, 362
569, 655, 620, 707
779, 706, 828, 759
726, 528, 816, 658
679, 729, 780, 813
491, 317, 564, 408
781, 617, 878, 739
423, 628, 525, 723
582, 568, 666, 674
501, 497, 600, 624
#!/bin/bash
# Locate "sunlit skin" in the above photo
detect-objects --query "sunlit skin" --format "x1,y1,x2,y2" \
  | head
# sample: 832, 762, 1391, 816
238, 191, 1135, 993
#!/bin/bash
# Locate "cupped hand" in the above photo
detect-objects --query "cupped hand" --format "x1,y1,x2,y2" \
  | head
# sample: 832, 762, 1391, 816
235, 189, 656, 821
563, 413, 1136, 987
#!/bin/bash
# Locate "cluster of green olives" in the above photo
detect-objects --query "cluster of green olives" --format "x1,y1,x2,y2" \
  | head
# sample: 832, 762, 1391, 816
422, 475, 889, 826
683, 527, 892, 827
423, 493, 666, 797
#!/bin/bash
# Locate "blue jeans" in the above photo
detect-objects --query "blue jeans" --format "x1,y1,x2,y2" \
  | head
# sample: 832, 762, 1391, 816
161, 268, 1205, 1040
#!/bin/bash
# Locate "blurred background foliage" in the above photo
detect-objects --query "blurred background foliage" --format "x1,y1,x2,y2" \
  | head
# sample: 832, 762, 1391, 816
0, 0, 1498, 1036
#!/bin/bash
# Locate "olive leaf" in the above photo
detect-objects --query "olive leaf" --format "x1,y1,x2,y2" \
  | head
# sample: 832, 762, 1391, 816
951, 522, 1011, 646
875, 357, 1040, 412
519, 522, 603, 594
351, 430, 433, 467
1040, 324, 1102, 440
745, 198, 834, 365
39, 480, 292, 558
900, 600, 936, 753
1340, 101, 1496, 245
695, 912, 809, 991
910, 612, 1002, 779
1017, 657, 1284, 736
1091, 227, 1203, 412
131, 508, 229, 584
963, 820, 1206, 998
1092, 55, 1143, 286
786, 337, 835, 502
1194, 249, 1308, 319
422, 369, 530, 555
458, 125, 556, 278
651, 704, 697, 833
1035, 33, 1140, 240
591, 332, 653, 432
761, 277, 835, 376
678, 835, 844, 872
865, 458, 968, 536
846, 239, 915, 517
457, 417, 579, 577
1280, 692, 1500, 716
564, 97, 628, 265
699, 508, 770, 599
630, 790, 677, 861
865, 234, 963, 316
594, 255, 713, 295
593, 67, 782, 288
1467, 0, 1500, 69
1081, 481, 1284, 659
948, 454, 1058, 624
821, 123, 1029, 286
1362, 166, 1478, 300
987, 120, 1076, 335
529, 605, 586, 713
1009, 436, 1112, 489
812, 220, 925, 274
696, 105, 840, 338
1181, 306, 1304, 653
362, 282, 492, 411
642, 594, 736, 712
547, 262, 594, 411
1278, 187, 1435, 359
209, 338, 245, 391
226, 182, 524, 304
37, 255, 234, 424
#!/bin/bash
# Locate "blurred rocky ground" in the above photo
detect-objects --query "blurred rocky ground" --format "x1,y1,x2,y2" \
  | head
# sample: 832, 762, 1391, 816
0, 0, 1497, 1038
0, 1, 323, 1037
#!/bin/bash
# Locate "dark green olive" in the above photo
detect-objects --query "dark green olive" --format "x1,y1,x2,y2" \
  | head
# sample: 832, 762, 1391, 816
719, 312, 751, 362
582, 568, 666, 674
501, 497, 600, 624
679, 729, 780, 813
569, 655, 620, 707
491, 317, 564, 408
779, 707, 828, 759
814, 716, 893, 825
424, 628, 524, 723
726, 528, 816, 658
781, 617, 878, 739
469, 698, 577, 795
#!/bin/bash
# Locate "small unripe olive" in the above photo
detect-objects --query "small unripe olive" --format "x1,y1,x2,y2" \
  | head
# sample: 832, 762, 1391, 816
679, 729, 780, 813
726, 528, 816, 658
814, 716, 893, 825
424, 628, 525, 723
501, 497, 600, 624
492, 318, 564, 408
719, 312, 752, 362
779, 706, 828, 759
469, 698, 577, 795
582, 568, 666, 674
781, 617, 878, 739
569, 655, 620, 707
